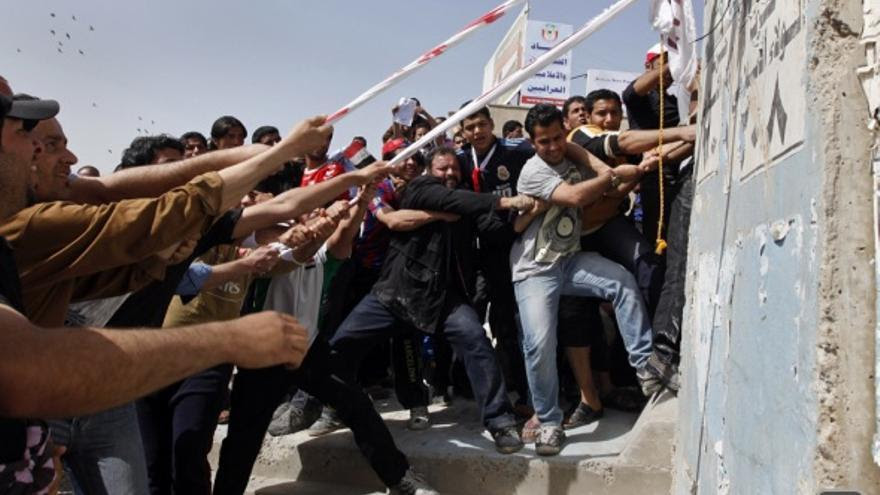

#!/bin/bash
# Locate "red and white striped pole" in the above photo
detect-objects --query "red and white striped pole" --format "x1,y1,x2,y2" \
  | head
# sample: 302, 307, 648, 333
389, 0, 642, 167
324, 0, 527, 125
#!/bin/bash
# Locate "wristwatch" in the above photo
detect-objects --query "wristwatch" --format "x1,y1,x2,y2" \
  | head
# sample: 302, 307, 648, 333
609, 171, 621, 189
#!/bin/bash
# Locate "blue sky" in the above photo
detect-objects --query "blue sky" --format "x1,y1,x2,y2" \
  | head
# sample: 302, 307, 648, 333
3, 1, 703, 174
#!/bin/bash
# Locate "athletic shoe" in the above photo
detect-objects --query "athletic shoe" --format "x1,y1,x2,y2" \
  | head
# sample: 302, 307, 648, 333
267, 401, 293, 437
268, 396, 322, 437
407, 406, 431, 431
535, 425, 565, 456
490, 426, 524, 454
636, 366, 663, 397
387, 468, 439, 495
563, 402, 603, 430
289, 396, 323, 433
307, 407, 344, 437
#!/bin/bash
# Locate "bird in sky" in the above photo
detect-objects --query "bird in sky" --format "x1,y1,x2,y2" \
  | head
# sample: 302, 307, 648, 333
50, 29, 56, 35
72, 15, 77, 21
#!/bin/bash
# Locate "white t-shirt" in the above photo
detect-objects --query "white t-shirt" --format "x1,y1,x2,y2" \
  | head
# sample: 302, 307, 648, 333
263, 244, 328, 346
510, 155, 594, 283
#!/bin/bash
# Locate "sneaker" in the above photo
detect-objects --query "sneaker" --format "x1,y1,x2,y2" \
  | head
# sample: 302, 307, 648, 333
267, 401, 293, 437
407, 406, 431, 431
387, 468, 438, 495
490, 426, 524, 454
636, 366, 663, 397
521, 415, 540, 444
307, 408, 343, 437
563, 402, 604, 430
535, 425, 565, 456
268, 397, 323, 437
646, 354, 680, 394
289, 397, 323, 433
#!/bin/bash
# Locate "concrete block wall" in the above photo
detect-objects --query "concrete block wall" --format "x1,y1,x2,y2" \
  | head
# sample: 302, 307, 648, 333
674, 0, 880, 493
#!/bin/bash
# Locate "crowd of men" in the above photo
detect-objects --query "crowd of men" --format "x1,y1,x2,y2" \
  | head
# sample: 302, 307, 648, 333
0, 43, 698, 495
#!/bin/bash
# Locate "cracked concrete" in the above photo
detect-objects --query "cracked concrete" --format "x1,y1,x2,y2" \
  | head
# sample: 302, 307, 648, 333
211, 394, 676, 495
675, 0, 880, 493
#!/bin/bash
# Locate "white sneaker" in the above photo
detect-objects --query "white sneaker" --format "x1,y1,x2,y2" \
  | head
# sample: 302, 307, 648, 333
407, 406, 431, 431
535, 424, 565, 456
388, 468, 439, 495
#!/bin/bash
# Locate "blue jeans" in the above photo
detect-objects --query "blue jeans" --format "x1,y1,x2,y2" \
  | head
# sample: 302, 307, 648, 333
514, 252, 653, 426
330, 293, 516, 431
49, 403, 148, 495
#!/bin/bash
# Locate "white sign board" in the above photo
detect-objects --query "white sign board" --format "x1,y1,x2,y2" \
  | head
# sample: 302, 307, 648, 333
483, 4, 529, 106
698, 0, 806, 182
520, 20, 573, 106
584, 69, 641, 115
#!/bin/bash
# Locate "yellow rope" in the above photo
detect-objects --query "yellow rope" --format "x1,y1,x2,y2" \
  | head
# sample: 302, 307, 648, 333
655, 40, 668, 255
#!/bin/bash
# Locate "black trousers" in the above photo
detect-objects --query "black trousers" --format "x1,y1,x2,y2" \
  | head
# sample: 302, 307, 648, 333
319, 261, 428, 408
650, 164, 694, 371
477, 243, 530, 404
137, 364, 232, 495
213, 338, 409, 495
330, 294, 516, 431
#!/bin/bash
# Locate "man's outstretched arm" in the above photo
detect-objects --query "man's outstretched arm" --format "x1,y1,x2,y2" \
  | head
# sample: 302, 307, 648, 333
0, 305, 308, 419
616, 125, 696, 155
231, 161, 391, 238
70, 144, 270, 204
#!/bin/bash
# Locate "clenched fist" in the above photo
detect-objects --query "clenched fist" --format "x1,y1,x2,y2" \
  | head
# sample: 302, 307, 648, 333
227, 311, 310, 369
280, 116, 333, 159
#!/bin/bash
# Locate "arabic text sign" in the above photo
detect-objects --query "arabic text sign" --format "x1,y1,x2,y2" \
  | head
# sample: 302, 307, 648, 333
521, 20, 573, 106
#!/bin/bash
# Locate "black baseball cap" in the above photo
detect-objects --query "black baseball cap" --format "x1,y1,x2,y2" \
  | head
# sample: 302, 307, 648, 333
8, 93, 59, 121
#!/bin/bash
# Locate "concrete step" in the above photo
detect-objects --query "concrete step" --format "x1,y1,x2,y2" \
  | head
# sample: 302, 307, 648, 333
211, 393, 676, 495
245, 479, 385, 495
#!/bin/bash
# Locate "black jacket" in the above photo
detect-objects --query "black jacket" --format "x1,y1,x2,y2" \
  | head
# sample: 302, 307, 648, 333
371, 176, 514, 333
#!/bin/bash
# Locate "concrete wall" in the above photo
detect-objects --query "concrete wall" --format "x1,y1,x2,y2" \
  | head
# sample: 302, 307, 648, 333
673, 0, 880, 493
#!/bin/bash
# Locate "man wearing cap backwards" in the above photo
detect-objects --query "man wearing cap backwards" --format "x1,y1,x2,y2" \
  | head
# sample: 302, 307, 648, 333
0, 81, 317, 494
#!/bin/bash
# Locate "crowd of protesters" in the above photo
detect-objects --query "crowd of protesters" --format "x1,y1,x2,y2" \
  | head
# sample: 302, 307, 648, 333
0, 42, 698, 495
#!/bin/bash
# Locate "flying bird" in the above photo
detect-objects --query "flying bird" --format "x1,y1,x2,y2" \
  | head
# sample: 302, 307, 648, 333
90, 25, 95, 31
65, 33, 71, 40
57, 48, 63, 54
50, 29, 55, 35
138, 116, 143, 121
72, 15, 77, 21
78, 49, 84, 55
16, 48, 21, 53
50, 12, 56, 17
108, 149, 113, 154
58, 41, 63, 46
92, 103, 97, 107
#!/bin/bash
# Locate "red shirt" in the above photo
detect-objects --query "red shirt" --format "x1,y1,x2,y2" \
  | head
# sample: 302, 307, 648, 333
300, 162, 346, 188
